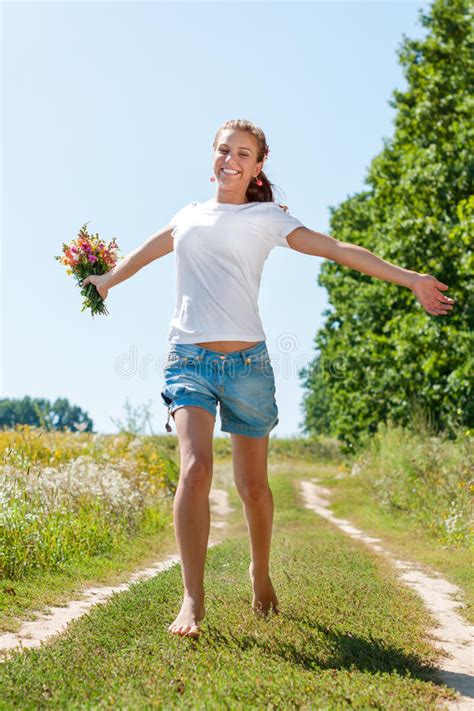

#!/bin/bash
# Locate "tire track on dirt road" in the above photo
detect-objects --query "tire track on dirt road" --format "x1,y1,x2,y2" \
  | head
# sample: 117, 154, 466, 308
299, 478, 473, 710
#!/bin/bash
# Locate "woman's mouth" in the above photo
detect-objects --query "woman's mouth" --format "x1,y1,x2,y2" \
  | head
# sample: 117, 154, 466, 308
221, 168, 241, 176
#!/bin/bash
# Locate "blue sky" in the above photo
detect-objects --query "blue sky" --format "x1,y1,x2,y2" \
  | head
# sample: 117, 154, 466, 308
1, 1, 429, 438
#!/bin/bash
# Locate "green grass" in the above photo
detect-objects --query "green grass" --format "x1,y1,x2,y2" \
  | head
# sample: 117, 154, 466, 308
0, 498, 177, 635
315, 462, 474, 626
347, 423, 473, 549
0, 473, 457, 710
0, 429, 180, 632
213, 434, 344, 463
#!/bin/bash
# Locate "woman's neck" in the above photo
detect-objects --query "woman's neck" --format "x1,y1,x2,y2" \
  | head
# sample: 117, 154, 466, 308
213, 194, 249, 205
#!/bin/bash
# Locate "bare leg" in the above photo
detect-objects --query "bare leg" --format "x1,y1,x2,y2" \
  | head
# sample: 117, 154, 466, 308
231, 433, 279, 615
168, 405, 215, 637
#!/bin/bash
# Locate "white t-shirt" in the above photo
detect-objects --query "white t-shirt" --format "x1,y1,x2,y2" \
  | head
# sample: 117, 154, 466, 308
166, 198, 305, 344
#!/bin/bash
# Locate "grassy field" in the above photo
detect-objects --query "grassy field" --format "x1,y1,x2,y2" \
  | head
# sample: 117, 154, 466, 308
0, 469, 459, 709
0, 425, 471, 708
0, 427, 179, 634
0, 428, 342, 634
316, 465, 474, 626
319, 422, 473, 626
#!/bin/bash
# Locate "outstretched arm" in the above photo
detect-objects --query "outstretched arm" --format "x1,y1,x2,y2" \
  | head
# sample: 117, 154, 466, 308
286, 227, 455, 316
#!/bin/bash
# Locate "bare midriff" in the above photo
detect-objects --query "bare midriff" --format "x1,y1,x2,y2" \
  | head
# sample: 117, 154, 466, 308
194, 340, 262, 353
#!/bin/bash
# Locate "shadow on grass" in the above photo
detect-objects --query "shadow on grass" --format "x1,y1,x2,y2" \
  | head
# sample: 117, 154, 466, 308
203, 612, 447, 688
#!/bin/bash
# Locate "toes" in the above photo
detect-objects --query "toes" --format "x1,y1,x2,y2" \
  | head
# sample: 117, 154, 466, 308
168, 621, 201, 637
182, 624, 200, 637
252, 601, 279, 616
185, 624, 200, 637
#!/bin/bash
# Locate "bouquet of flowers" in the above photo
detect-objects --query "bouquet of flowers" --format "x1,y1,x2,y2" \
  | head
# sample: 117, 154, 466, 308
54, 222, 121, 317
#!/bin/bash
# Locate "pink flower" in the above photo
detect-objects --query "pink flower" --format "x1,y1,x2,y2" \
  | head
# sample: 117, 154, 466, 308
88, 254, 97, 263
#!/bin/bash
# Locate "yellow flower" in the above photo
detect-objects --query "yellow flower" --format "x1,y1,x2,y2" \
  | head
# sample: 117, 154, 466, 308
66, 269, 73, 275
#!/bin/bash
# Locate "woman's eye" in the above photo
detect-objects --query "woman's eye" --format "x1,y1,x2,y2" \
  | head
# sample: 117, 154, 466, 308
218, 149, 248, 157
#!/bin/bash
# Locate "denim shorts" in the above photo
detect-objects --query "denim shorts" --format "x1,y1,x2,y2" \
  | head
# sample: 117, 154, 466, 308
160, 340, 279, 438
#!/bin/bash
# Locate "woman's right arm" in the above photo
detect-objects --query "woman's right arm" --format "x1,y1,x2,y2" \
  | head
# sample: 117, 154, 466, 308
82, 225, 174, 297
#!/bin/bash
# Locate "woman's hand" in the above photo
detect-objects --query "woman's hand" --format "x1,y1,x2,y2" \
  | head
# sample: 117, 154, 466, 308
81, 274, 109, 300
410, 274, 455, 316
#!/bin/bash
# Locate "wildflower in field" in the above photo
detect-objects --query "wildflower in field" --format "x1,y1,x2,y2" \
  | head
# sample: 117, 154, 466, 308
54, 223, 122, 317
0, 456, 142, 517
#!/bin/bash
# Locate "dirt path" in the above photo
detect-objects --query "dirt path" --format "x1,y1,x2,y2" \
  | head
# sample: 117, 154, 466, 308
0, 487, 234, 660
299, 478, 474, 710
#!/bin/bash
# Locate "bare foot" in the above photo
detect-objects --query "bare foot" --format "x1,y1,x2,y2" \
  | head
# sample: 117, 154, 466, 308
168, 593, 205, 638
249, 563, 280, 616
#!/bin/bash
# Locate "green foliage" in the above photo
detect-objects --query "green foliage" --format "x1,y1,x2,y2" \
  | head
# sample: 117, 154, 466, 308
300, 0, 473, 449
0, 494, 129, 580
0, 429, 177, 580
0, 396, 93, 432
348, 421, 473, 549
211, 434, 343, 462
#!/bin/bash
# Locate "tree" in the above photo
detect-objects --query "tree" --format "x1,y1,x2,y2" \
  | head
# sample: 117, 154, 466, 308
0, 396, 94, 432
300, 0, 473, 449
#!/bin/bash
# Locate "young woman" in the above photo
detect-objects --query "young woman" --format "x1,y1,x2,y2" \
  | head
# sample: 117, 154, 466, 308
83, 119, 455, 639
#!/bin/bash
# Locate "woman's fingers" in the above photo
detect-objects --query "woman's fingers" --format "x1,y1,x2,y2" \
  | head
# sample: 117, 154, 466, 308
421, 292, 454, 315
428, 304, 451, 315
416, 276, 456, 316
436, 293, 455, 303
433, 292, 455, 313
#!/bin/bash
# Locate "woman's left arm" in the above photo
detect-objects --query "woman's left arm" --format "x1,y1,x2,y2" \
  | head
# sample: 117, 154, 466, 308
286, 227, 456, 316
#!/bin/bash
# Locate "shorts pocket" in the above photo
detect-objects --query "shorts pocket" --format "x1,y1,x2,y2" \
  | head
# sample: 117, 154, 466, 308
249, 354, 273, 373
164, 354, 198, 370
236, 354, 273, 382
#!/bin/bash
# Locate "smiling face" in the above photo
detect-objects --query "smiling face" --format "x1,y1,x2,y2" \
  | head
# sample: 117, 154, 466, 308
211, 128, 264, 204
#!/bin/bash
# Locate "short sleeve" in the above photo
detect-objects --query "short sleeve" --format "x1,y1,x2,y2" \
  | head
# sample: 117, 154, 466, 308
167, 202, 197, 238
267, 202, 304, 248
